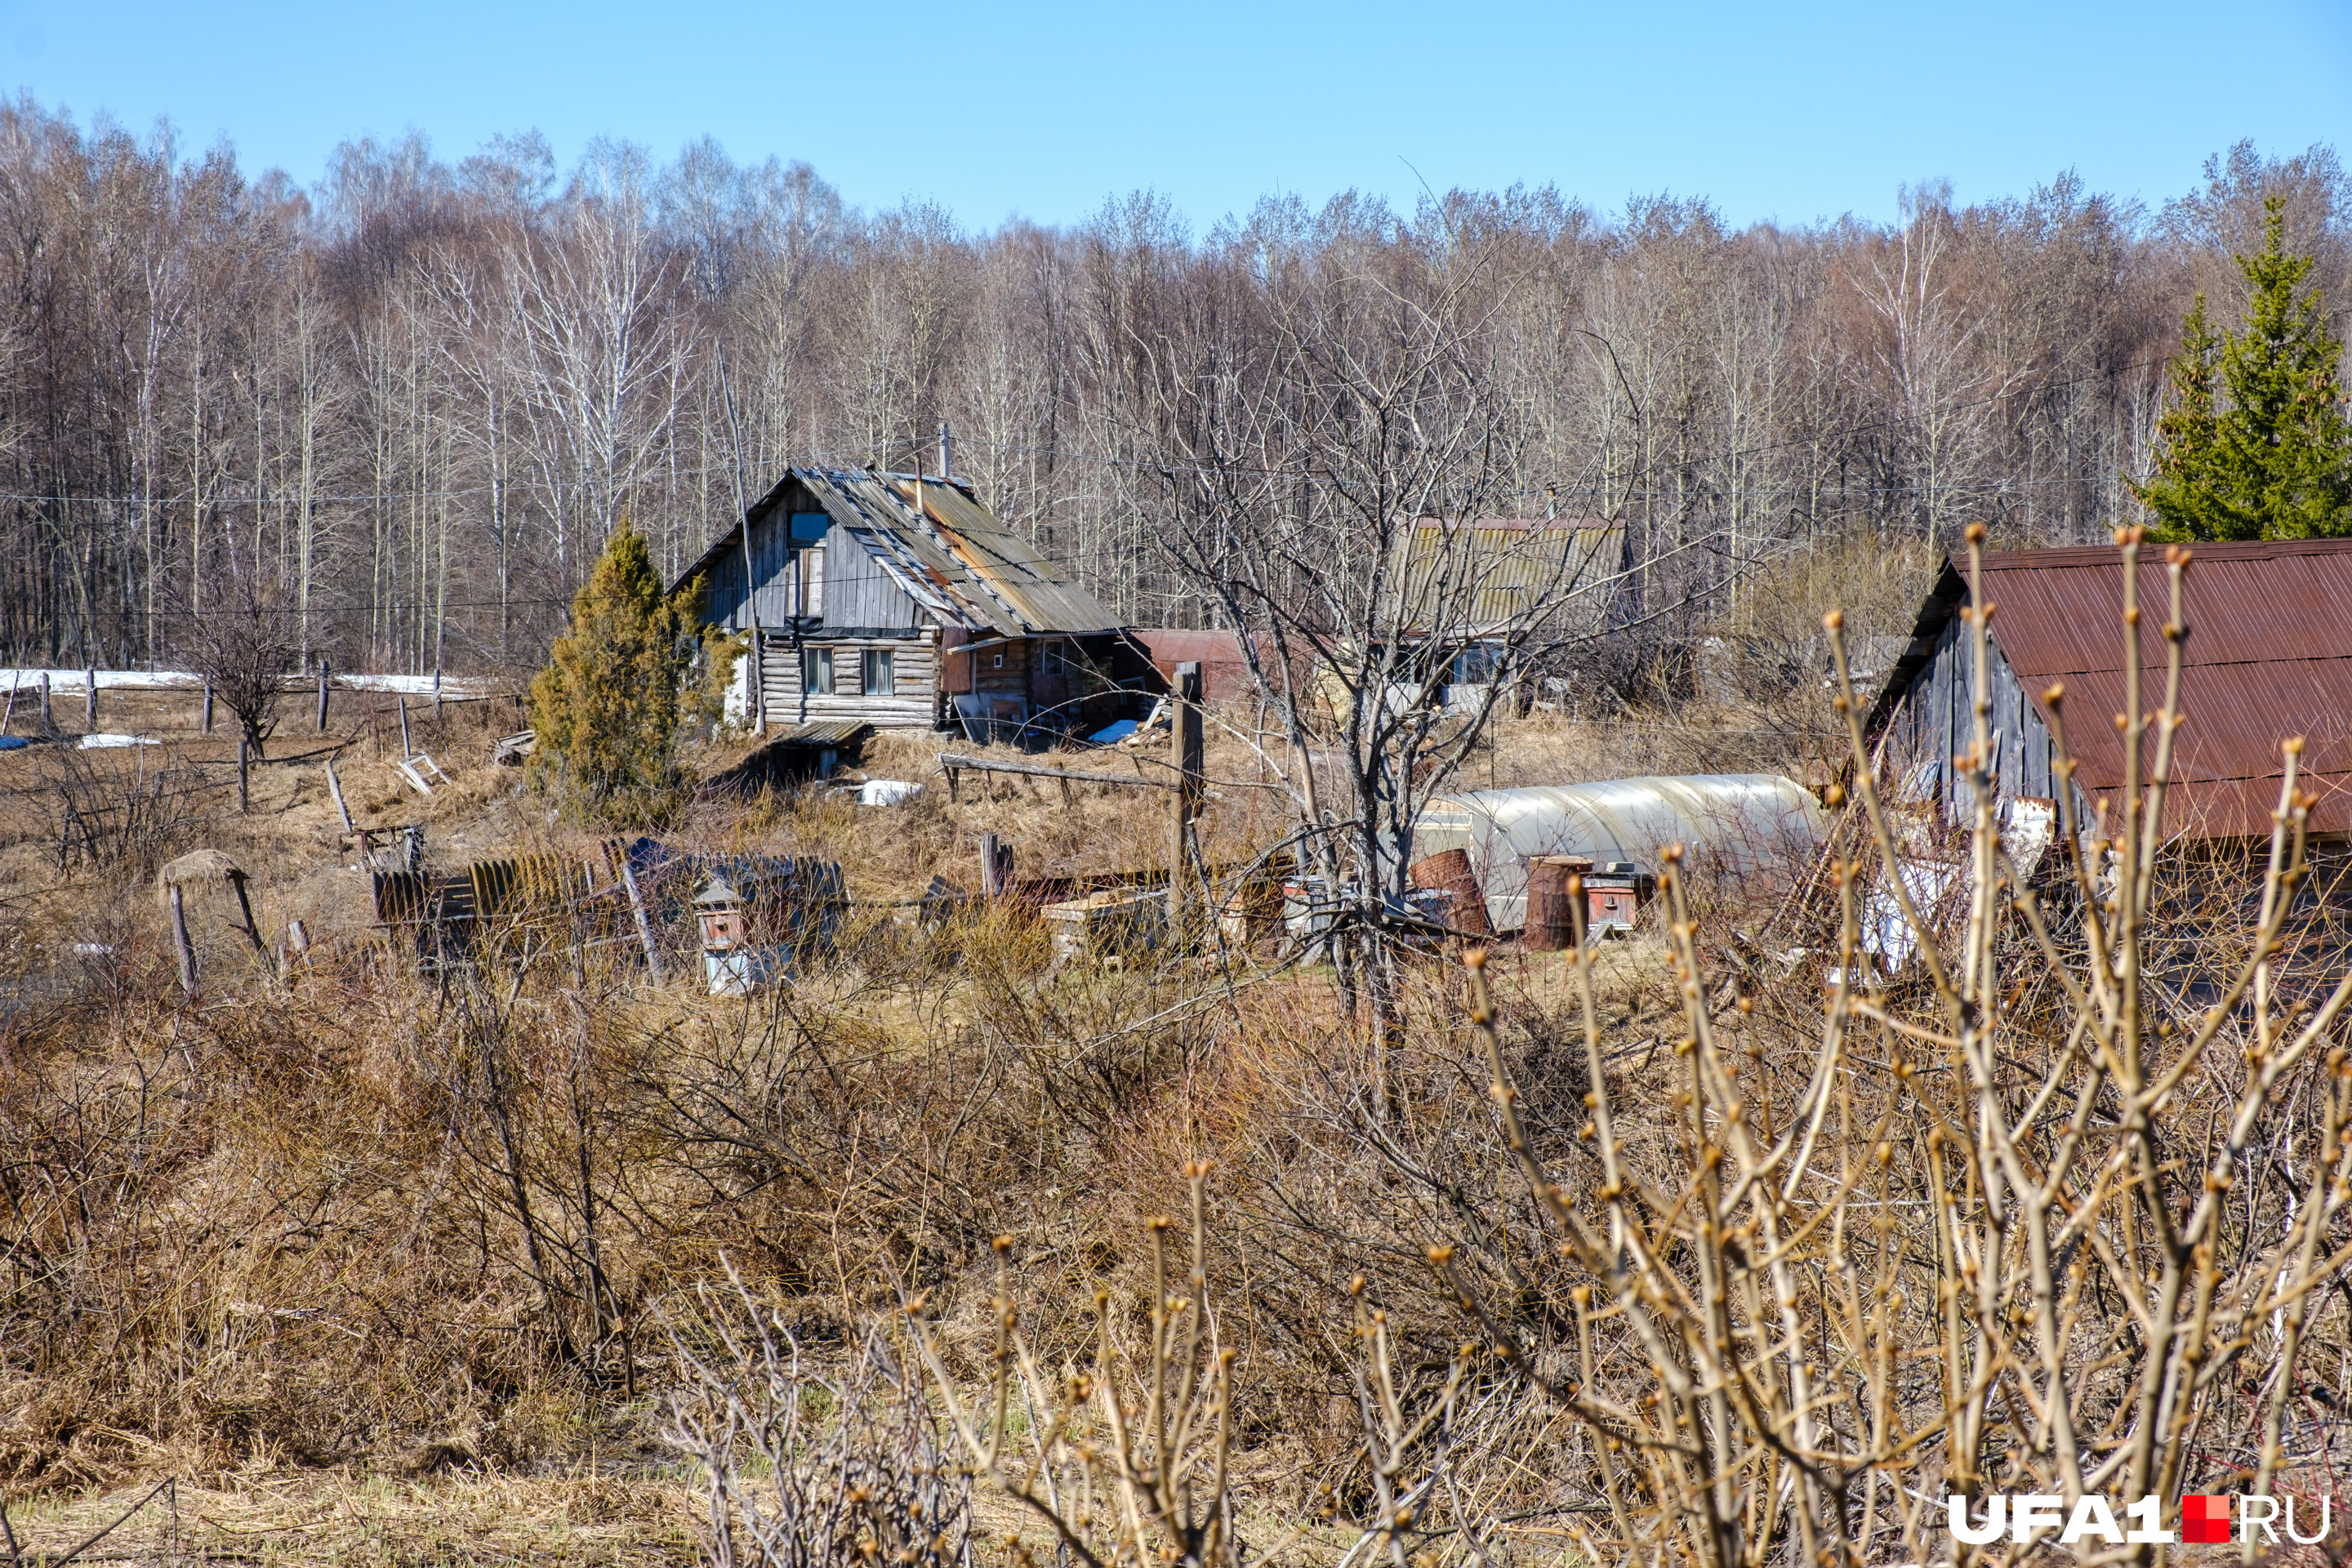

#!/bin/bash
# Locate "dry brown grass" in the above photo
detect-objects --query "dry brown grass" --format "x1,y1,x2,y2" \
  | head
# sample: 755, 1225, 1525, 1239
2, 1468, 702, 1565
8, 568, 2344, 1568
0, 688, 1726, 1563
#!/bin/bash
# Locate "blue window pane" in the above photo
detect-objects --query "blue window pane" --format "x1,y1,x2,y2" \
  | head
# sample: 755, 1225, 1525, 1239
789, 512, 830, 546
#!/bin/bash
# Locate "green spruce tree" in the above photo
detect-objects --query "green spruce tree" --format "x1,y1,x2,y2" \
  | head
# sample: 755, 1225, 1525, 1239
2136, 197, 2352, 540
528, 521, 735, 823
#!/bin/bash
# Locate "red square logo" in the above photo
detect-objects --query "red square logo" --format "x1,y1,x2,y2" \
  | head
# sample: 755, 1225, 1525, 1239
2182, 1495, 2231, 1544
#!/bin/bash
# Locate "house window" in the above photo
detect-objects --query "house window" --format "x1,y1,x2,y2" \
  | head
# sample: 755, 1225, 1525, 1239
1454, 644, 1504, 684
862, 648, 895, 697
788, 512, 830, 547
992, 652, 1004, 668
803, 646, 833, 695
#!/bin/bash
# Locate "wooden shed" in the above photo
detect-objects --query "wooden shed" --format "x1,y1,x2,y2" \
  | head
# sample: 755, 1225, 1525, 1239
675, 466, 1152, 736
1866, 538, 2352, 840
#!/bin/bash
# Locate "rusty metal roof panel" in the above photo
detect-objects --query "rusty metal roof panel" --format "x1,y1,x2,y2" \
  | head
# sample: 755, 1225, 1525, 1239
1875, 537, 2352, 840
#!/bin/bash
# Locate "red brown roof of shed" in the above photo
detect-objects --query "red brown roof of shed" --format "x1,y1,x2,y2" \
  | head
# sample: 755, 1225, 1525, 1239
1872, 537, 2352, 840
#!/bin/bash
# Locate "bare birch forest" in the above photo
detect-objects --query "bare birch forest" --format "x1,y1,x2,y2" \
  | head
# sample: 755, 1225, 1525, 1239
0, 100, 2341, 677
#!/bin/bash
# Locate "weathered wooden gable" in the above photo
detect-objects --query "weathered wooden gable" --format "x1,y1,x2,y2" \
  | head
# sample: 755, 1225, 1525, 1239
820, 513, 927, 632
1886, 612, 2059, 820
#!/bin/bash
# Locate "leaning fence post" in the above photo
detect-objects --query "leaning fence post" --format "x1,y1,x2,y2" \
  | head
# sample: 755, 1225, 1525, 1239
398, 695, 412, 757
1, 674, 16, 734
38, 672, 51, 731
169, 884, 198, 996
83, 664, 96, 731
619, 857, 667, 987
201, 678, 214, 733
316, 660, 331, 732
324, 760, 354, 835
237, 734, 250, 814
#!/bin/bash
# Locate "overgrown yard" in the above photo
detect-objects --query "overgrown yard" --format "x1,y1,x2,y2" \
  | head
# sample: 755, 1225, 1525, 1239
4, 584, 2350, 1567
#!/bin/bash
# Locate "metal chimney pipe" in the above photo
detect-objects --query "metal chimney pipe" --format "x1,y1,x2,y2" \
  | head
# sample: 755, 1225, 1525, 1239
939, 422, 952, 480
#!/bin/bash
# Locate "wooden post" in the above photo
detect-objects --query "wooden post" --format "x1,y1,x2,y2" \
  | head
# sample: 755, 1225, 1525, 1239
83, 665, 96, 730
169, 884, 198, 996
1169, 662, 1205, 941
38, 672, 51, 731
201, 679, 214, 733
1, 675, 16, 735
285, 918, 310, 961
398, 695, 412, 756
324, 760, 354, 835
237, 734, 250, 813
618, 857, 666, 986
978, 832, 1012, 900
316, 660, 330, 731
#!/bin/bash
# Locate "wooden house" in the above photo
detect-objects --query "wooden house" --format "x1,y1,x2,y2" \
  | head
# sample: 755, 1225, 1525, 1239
1866, 537, 2352, 840
674, 467, 1150, 737
1304, 518, 1624, 715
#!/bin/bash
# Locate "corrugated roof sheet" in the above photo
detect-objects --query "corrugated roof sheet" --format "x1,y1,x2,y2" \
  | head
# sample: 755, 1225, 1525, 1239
672, 467, 1120, 637
1397, 519, 1622, 637
1869, 537, 2352, 840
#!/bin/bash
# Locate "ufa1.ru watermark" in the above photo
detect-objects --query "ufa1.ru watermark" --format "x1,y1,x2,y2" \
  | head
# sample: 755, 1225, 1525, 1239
1947, 1494, 2332, 1546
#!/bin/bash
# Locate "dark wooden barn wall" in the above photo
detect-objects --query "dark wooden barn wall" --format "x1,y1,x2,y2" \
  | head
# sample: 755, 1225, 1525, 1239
1890, 617, 2058, 818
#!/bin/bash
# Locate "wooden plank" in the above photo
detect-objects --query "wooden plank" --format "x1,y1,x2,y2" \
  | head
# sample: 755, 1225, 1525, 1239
938, 751, 1172, 790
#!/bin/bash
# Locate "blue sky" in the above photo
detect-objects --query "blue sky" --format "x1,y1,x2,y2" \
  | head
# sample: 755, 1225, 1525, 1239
2, 0, 2345, 230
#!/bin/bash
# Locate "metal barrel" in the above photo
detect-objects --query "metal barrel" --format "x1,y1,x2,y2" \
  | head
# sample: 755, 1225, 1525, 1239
1522, 855, 1593, 951
1408, 848, 1491, 938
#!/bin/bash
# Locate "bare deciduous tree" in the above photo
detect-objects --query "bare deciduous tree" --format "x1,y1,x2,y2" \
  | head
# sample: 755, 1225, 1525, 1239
176, 565, 298, 755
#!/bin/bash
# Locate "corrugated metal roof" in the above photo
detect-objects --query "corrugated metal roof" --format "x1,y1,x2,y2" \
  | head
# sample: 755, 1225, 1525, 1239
910, 476, 1123, 634
1869, 537, 2352, 840
1397, 519, 1622, 637
672, 467, 1120, 637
